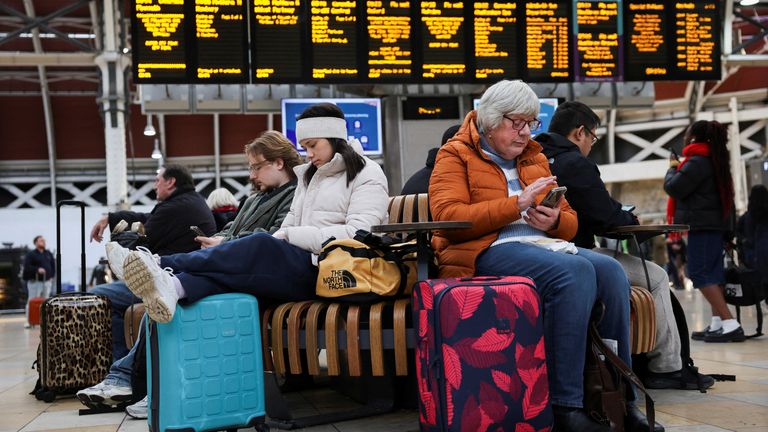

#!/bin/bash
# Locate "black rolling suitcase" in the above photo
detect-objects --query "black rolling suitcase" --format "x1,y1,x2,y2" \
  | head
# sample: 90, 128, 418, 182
31, 200, 113, 402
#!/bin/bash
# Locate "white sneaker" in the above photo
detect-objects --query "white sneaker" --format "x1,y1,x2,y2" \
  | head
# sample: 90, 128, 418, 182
126, 395, 148, 419
76, 380, 132, 405
124, 250, 178, 323
105, 242, 130, 280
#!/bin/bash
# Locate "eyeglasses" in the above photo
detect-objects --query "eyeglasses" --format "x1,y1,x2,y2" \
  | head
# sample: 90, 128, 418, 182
584, 126, 599, 145
248, 160, 271, 172
503, 115, 542, 131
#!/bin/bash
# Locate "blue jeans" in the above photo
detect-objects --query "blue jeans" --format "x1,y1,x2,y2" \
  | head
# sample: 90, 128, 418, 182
91, 281, 142, 360
160, 233, 318, 304
476, 243, 632, 408
104, 314, 147, 388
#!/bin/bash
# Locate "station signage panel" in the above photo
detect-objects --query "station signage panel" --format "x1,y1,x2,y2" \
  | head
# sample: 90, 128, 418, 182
132, 0, 722, 84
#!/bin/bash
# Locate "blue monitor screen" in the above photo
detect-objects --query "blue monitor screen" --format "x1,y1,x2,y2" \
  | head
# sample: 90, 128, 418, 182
472, 98, 558, 137
281, 98, 383, 155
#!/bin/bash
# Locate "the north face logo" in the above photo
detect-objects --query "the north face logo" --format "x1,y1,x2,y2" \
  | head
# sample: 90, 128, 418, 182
323, 269, 357, 290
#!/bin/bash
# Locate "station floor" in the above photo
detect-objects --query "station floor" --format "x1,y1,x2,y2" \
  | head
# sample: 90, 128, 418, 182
1, 286, 766, 432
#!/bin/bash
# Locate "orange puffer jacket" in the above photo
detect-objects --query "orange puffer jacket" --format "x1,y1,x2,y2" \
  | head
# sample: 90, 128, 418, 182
429, 111, 578, 278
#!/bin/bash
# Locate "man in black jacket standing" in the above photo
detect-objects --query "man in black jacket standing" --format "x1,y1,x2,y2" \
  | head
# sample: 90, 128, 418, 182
89, 164, 216, 361
22, 235, 55, 328
537, 101, 713, 390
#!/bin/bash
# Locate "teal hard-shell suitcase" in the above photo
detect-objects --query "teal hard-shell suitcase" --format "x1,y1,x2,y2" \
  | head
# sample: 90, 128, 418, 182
146, 293, 268, 432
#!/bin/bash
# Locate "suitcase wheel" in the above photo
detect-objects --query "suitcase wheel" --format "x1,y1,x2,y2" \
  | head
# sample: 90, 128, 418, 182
254, 425, 270, 432
35, 390, 56, 403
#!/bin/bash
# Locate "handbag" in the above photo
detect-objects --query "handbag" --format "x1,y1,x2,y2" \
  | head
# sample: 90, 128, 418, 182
584, 303, 655, 432
110, 220, 148, 250
316, 230, 417, 302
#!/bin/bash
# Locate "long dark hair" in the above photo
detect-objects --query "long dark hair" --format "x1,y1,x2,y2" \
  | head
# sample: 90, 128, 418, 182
685, 120, 734, 219
297, 103, 365, 186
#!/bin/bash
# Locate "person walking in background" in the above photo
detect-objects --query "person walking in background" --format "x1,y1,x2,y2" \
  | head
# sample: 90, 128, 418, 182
664, 120, 743, 343
400, 124, 460, 195
206, 187, 239, 231
22, 235, 55, 328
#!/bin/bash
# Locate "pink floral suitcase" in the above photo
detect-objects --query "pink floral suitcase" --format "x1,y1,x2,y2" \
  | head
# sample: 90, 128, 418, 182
413, 276, 553, 431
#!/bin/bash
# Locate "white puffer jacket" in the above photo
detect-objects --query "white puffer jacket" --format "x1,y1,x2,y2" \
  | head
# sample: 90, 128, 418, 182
279, 149, 389, 255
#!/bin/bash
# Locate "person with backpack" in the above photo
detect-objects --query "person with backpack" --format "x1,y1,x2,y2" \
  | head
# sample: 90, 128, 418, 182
664, 120, 744, 343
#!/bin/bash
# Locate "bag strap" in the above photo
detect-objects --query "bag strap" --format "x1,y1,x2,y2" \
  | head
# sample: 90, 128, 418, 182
588, 320, 655, 432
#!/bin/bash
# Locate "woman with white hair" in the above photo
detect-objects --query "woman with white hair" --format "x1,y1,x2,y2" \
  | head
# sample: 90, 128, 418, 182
113, 103, 389, 324
429, 80, 661, 432
205, 187, 239, 231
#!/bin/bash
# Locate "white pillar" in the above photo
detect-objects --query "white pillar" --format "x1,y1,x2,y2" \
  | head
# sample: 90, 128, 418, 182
729, 97, 748, 214
95, 0, 130, 208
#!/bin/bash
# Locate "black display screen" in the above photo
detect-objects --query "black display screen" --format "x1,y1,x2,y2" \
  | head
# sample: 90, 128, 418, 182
132, 0, 722, 84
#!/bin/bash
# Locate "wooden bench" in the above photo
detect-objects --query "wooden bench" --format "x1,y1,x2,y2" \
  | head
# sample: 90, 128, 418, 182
259, 193, 656, 428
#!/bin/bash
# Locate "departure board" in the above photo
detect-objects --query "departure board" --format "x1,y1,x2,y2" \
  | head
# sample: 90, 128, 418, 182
366, 0, 413, 79
311, 0, 359, 80
133, 0, 187, 82
194, 0, 249, 82
473, 1, 519, 80
624, 1, 668, 80
132, 0, 723, 84
524, 1, 570, 82
575, 0, 622, 81
420, 1, 467, 79
672, 1, 719, 79
251, 0, 303, 80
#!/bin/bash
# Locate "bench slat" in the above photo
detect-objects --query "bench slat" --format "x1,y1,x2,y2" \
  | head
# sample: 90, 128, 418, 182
288, 301, 314, 374
369, 302, 386, 376
271, 302, 295, 375
325, 303, 343, 376
394, 298, 410, 376
346, 305, 362, 377
305, 302, 329, 375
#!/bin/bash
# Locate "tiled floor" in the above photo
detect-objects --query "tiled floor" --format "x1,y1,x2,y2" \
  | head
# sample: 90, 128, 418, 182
1, 287, 766, 432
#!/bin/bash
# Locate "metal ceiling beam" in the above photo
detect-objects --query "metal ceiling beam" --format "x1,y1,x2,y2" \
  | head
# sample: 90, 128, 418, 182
0, 0, 94, 51
0, 52, 96, 66
23, 0, 57, 206
725, 54, 768, 66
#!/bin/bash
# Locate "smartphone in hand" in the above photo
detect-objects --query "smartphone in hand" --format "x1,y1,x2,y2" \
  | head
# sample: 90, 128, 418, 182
190, 225, 205, 237
539, 186, 567, 208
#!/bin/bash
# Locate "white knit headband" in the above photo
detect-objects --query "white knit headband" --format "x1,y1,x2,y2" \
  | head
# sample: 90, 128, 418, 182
295, 117, 348, 142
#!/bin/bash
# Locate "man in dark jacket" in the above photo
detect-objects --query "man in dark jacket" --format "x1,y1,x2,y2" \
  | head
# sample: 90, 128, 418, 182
22, 235, 55, 328
89, 164, 216, 361
90, 164, 216, 255
538, 101, 713, 391
401, 124, 460, 195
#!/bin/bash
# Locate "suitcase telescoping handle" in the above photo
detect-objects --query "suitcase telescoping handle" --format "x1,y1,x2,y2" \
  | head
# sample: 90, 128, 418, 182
56, 200, 86, 295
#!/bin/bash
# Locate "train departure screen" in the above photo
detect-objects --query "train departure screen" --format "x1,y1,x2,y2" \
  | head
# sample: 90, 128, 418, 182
194, 0, 249, 82
311, 0, 359, 80
624, 1, 667, 80
133, 0, 187, 82
575, 0, 621, 81
473, 1, 519, 80
251, 0, 303, 81
132, 0, 723, 84
420, 1, 466, 79
366, 0, 413, 79
673, 1, 719, 79
524, 1, 570, 82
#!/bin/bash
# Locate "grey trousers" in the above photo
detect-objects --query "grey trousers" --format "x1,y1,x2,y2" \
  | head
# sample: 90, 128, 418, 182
595, 248, 683, 373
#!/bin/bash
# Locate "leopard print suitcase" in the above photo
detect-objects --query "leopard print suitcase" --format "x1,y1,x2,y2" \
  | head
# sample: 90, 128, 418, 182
32, 293, 112, 401
31, 200, 113, 402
